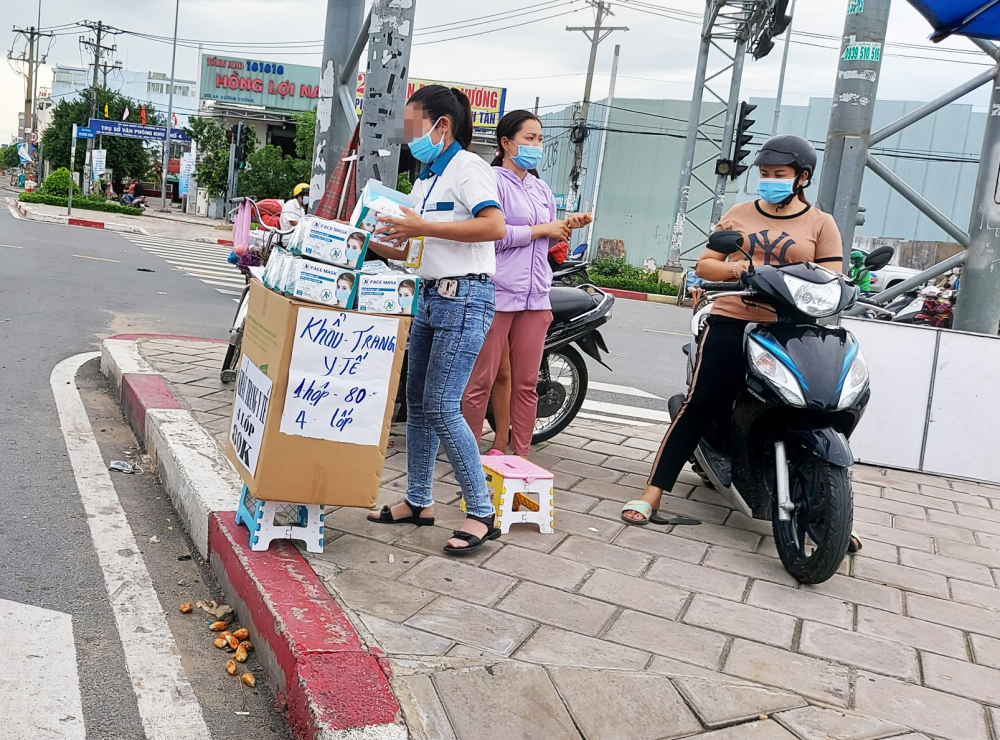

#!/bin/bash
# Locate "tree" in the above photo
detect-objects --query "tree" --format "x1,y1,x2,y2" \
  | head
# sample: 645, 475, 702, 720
237, 145, 309, 201
1, 145, 20, 170
40, 87, 157, 193
39, 167, 80, 196
293, 108, 316, 160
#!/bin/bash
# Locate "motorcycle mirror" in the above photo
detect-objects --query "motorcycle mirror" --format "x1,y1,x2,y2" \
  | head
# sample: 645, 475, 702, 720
708, 230, 747, 257
864, 246, 894, 272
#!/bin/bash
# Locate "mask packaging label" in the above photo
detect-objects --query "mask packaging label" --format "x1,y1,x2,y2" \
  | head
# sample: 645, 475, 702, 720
285, 258, 358, 309
406, 237, 425, 269
298, 217, 370, 269
358, 272, 419, 315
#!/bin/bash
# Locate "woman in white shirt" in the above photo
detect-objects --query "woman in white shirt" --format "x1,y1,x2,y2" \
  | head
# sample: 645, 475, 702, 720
367, 85, 506, 554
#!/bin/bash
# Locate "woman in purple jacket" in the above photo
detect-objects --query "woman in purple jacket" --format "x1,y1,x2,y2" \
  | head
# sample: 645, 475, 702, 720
463, 110, 591, 456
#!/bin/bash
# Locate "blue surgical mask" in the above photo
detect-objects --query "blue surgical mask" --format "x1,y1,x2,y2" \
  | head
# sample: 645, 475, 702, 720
301, 196, 310, 206
757, 178, 796, 204
511, 144, 543, 171
346, 246, 361, 262
336, 288, 351, 303
408, 117, 445, 163
399, 294, 413, 311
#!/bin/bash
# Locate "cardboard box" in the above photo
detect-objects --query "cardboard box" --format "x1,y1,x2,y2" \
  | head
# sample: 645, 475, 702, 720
358, 272, 419, 315
225, 280, 410, 507
285, 258, 358, 309
289, 216, 370, 270
350, 178, 415, 236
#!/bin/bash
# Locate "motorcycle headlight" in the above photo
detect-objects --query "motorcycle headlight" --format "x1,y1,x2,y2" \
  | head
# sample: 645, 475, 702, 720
747, 338, 806, 407
783, 274, 842, 317
838, 345, 869, 409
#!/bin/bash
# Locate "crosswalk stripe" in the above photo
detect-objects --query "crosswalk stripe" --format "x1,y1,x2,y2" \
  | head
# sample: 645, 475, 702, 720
577, 411, 653, 427
581, 399, 672, 422
122, 234, 245, 294
589, 381, 664, 400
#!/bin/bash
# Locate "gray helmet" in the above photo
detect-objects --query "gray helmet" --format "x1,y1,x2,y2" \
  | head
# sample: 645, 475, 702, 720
753, 135, 817, 186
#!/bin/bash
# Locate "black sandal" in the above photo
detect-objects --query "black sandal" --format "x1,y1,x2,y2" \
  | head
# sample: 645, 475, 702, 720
368, 500, 435, 527
442, 513, 500, 555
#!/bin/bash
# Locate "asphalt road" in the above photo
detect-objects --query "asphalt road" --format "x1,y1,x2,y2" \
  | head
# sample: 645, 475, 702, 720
0, 203, 288, 738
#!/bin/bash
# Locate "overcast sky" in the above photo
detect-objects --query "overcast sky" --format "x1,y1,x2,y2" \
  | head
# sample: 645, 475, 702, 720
2, 0, 994, 146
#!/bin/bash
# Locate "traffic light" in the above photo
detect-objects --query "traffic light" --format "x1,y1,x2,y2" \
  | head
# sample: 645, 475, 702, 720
751, 0, 792, 59
856, 205, 867, 227
234, 123, 250, 171
730, 102, 757, 181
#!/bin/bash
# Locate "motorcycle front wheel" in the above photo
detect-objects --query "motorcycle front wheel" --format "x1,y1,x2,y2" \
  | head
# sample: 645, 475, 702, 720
487, 345, 589, 446
772, 452, 853, 585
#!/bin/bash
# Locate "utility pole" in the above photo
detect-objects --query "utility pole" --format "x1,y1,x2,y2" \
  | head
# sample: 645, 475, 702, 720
566, 1, 627, 212
10, 26, 52, 136
159, 0, 180, 213
79, 20, 118, 194
815, 0, 890, 264
310, 0, 366, 209
534, 97, 539, 115
584, 43, 620, 254
357, 0, 417, 189
771, 0, 796, 135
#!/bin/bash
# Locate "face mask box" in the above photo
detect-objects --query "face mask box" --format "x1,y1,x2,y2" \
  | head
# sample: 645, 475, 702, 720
288, 216, 370, 269
284, 258, 358, 310
350, 178, 415, 236
358, 273, 420, 316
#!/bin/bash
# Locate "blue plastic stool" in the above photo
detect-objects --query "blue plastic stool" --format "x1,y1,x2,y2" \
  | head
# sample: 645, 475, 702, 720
235, 485, 326, 553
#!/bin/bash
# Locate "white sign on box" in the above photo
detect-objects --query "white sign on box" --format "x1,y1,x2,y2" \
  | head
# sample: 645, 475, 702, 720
230, 354, 272, 475
279, 308, 400, 446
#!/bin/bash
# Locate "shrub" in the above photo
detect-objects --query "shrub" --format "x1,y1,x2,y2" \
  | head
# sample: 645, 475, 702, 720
19, 192, 142, 216
588, 255, 677, 295
40, 167, 80, 196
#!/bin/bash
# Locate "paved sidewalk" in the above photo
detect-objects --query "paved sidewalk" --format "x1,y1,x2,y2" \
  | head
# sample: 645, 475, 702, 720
139, 336, 1000, 740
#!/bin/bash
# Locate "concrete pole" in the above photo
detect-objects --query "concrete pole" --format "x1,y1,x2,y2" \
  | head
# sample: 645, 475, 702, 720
68, 124, 77, 215
569, 1, 605, 210
32, 0, 42, 131
159, 0, 180, 212
357, 0, 417, 189
85, 21, 104, 194
584, 43, 620, 255
771, 0, 796, 136
24, 30, 35, 139
310, 0, 365, 208
954, 59, 1000, 334
815, 0, 891, 264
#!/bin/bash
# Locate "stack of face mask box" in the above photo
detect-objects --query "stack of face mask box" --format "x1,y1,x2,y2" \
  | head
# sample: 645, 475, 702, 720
261, 249, 359, 309
356, 261, 420, 316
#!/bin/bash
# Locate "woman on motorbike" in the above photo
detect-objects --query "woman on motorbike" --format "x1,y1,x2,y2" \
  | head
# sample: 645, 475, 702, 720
365, 84, 507, 554
462, 109, 592, 456
622, 135, 844, 525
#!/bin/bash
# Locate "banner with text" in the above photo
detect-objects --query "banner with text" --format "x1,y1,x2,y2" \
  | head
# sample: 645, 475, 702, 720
355, 74, 506, 132
279, 309, 399, 446
87, 119, 192, 143
230, 355, 272, 476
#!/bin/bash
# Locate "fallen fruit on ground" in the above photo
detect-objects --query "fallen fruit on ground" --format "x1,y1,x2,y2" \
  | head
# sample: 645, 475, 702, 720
239, 640, 253, 652
225, 634, 240, 649
213, 637, 227, 649
210, 621, 227, 631
234, 646, 248, 663
226, 660, 237, 676
241, 672, 255, 687
232, 628, 249, 641
179, 603, 193, 614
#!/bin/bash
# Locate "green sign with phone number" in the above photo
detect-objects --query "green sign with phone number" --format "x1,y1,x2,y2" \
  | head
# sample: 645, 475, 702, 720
843, 42, 882, 62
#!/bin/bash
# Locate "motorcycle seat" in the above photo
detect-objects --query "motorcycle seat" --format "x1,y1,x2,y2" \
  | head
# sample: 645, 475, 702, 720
549, 287, 597, 324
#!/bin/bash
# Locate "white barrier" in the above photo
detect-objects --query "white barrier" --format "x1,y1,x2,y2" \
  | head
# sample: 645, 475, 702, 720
844, 317, 1000, 485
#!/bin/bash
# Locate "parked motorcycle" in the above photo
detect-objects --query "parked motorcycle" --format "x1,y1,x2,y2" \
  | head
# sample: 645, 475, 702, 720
393, 283, 615, 445
678, 232, 891, 584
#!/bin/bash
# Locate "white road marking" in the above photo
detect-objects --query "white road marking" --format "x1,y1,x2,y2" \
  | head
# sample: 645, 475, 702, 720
51, 352, 211, 739
73, 254, 121, 263
0, 243, 22, 248
582, 399, 672, 422
589, 381, 664, 400
0, 598, 86, 738
122, 234, 245, 294
644, 328, 688, 337
577, 411, 654, 427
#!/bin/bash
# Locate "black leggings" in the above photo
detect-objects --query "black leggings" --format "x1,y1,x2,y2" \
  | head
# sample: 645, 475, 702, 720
648, 315, 750, 490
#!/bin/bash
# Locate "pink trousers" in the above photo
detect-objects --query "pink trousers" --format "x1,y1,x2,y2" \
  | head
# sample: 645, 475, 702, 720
463, 309, 553, 456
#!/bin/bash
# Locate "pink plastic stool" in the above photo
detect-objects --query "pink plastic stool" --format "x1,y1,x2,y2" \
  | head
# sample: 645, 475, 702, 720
480, 454, 555, 535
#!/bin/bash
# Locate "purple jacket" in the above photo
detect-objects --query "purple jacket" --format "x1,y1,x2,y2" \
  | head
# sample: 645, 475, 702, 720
493, 166, 556, 312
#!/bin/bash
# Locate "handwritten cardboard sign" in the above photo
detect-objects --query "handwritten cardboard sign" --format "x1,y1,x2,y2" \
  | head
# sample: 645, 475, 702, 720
279, 308, 399, 446
230, 355, 272, 475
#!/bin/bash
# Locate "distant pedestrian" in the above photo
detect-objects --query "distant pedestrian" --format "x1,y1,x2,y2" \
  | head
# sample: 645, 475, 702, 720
462, 109, 591, 456
366, 84, 506, 554
280, 183, 309, 231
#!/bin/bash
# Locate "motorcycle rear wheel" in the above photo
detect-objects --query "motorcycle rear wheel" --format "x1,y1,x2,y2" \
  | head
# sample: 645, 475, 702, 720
220, 286, 249, 383
772, 453, 853, 585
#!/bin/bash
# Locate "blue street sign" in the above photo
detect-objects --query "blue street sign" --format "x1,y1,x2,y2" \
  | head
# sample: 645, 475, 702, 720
87, 119, 191, 143
76, 127, 96, 140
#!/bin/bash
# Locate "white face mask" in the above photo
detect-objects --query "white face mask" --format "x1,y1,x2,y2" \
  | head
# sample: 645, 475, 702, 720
301, 196, 310, 206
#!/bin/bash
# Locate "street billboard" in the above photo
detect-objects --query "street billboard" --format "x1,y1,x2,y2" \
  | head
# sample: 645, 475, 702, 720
197, 55, 506, 131
87, 119, 192, 143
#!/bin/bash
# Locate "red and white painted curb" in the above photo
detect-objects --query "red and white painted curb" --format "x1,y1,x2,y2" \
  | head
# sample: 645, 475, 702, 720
5, 196, 150, 234
101, 334, 405, 740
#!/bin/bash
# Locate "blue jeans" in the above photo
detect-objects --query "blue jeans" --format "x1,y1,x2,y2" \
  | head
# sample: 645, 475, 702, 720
405, 277, 496, 518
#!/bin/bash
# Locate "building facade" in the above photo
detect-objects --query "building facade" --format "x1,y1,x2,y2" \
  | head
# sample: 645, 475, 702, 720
539, 95, 984, 266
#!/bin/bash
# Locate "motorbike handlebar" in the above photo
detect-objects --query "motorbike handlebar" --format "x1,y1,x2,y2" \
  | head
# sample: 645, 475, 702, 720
699, 281, 743, 292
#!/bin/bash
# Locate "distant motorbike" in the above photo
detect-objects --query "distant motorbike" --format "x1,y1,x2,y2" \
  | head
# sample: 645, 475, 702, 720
678, 232, 892, 584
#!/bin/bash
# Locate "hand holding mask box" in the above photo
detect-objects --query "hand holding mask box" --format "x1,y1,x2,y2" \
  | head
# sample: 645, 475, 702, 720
351, 179, 416, 237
